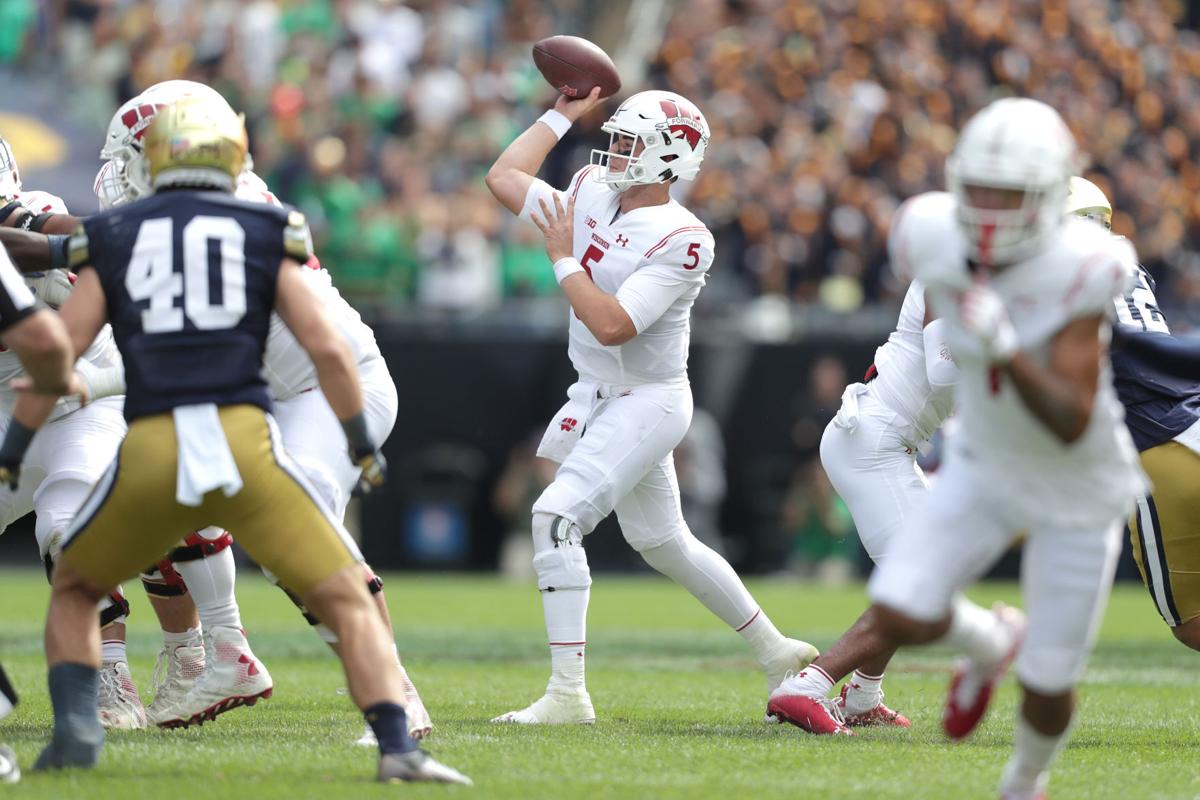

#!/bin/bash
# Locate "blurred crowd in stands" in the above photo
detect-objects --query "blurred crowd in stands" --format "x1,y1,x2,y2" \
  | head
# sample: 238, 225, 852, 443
5, 0, 1200, 317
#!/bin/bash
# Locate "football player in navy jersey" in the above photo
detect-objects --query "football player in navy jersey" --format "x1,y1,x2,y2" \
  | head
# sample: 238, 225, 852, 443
1069, 177, 1200, 653
2, 96, 468, 784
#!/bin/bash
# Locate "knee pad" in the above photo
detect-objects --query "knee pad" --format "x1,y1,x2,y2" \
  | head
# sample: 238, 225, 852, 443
531, 513, 591, 593
100, 589, 130, 628
141, 559, 189, 597
169, 529, 234, 562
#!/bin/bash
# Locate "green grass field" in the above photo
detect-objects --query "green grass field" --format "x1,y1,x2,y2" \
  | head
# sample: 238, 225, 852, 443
0, 569, 1197, 799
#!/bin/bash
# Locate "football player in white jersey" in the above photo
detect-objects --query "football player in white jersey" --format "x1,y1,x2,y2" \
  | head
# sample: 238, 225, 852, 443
0, 143, 147, 729
782, 99, 1142, 799
484, 88, 817, 724
23, 81, 431, 739
768, 194, 960, 734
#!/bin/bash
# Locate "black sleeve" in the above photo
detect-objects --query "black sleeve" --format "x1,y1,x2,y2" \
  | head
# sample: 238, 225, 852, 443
1111, 326, 1200, 381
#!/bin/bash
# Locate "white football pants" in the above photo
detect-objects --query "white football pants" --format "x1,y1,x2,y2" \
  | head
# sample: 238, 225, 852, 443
534, 381, 692, 550
868, 453, 1126, 694
261, 356, 397, 585
819, 390, 928, 562
0, 397, 127, 559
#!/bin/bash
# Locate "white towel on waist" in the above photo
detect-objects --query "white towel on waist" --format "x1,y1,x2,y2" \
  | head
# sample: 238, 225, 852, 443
174, 404, 244, 506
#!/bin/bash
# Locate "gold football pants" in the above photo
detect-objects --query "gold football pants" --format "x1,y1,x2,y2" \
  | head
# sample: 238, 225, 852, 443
60, 404, 357, 596
1129, 441, 1200, 627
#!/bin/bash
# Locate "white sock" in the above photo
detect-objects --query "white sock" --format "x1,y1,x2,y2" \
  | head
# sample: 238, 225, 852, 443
941, 597, 1009, 666
999, 714, 1069, 798
639, 532, 761, 631
174, 548, 243, 631
163, 626, 202, 648
843, 669, 884, 714
782, 663, 835, 698
101, 639, 126, 664
736, 609, 789, 665
543, 587, 589, 692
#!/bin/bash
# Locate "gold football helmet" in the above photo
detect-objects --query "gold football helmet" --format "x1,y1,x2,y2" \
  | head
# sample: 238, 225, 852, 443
1064, 176, 1112, 230
143, 95, 247, 193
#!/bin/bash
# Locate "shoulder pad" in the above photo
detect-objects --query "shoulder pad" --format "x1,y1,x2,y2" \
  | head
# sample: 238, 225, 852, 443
68, 222, 91, 270
889, 192, 970, 290
283, 210, 313, 262
1063, 231, 1137, 316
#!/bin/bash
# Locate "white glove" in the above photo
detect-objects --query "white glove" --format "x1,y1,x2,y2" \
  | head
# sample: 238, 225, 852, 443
958, 283, 1018, 363
24, 270, 74, 309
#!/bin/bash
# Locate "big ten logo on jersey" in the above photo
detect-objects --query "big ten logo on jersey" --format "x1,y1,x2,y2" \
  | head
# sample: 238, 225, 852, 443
585, 216, 597, 229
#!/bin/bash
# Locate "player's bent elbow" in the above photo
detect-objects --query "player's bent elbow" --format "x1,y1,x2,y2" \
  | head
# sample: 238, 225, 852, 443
484, 167, 522, 213
594, 322, 636, 347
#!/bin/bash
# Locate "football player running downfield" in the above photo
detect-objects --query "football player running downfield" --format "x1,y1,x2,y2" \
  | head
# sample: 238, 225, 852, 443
13, 96, 466, 784
1066, 178, 1200, 653
484, 88, 817, 725
803, 99, 1142, 800
0, 141, 147, 730
80, 80, 432, 740
767, 193, 961, 734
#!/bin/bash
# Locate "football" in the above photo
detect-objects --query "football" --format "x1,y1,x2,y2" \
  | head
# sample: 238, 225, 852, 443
532, 35, 622, 100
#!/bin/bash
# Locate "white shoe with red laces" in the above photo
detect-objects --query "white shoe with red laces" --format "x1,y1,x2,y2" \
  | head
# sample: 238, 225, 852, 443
837, 684, 910, 728
943, 604, 1026, 741
156, 626, 272, 729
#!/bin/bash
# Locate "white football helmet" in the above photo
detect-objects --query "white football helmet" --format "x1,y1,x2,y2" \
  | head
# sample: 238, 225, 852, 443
945, 97, 1078, 266
0, 136, 20, 202
1064, 176, 1112, 230
99, 80, 236, 203
590, 90, 709, 192
93, 160, 126, 210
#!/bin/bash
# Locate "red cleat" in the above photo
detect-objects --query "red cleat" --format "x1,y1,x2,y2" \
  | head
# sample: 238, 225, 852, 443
767, 693, 854, 736
943, 604, 1026, 741
838, 685, 910, 728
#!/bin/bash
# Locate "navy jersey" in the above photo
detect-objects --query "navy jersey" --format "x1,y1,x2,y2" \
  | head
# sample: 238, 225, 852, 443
1111, 263, 1200, 452
69, 190, 312, 421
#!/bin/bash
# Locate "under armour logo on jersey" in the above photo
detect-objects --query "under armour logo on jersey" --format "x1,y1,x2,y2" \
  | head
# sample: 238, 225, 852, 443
559, 417, 578, 432
616, 234, 629, 247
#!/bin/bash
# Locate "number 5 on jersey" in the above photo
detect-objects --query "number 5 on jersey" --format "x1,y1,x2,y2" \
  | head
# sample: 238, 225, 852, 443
127, 216, 247, 333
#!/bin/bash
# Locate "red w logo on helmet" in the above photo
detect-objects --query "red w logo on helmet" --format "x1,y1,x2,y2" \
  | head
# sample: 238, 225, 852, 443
120, 103, 167, 143
660, 99, 703, 150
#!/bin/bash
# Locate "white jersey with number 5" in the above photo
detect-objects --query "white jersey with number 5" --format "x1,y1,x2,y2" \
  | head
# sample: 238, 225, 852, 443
914, 207, 1144, 525
522, 166, 713, 386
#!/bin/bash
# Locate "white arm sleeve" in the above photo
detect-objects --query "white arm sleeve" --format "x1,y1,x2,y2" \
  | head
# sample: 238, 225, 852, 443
519, 166, 597, 225
922, 318, 958, 388
519, 177, 560, 224
615, 263, 703, 333
616, 235, 713, 333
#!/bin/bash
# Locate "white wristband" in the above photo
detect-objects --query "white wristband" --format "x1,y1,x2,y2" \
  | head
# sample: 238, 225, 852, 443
538, 109, 572, 140
553, 257, 585, 284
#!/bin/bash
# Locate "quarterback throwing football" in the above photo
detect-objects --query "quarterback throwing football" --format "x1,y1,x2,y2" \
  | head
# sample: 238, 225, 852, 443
485, 88, 816, 724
